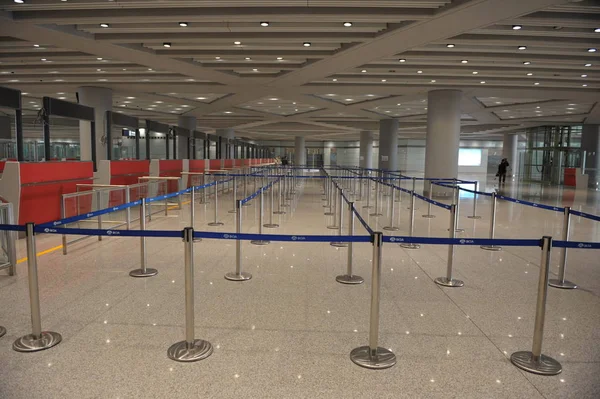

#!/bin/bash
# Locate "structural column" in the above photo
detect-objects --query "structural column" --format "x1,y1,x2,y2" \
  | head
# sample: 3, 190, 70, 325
295, 136, 306, 166
359, 131, 374, 169
503, 133, 519, 178
424, 89, 462, 196
216, 128, 234, 158
378, 120, 398, 171
178, 116, 197, 159
77, 87, 112, 164
581, 124, 600, 188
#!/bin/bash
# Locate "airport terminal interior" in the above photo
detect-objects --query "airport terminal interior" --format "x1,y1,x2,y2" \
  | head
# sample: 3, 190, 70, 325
0, 0, 599, 398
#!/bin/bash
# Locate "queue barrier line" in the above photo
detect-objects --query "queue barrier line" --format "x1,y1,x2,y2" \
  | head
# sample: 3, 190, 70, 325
570, 209, 600, 222
330, 175, 374, 235
376, 178, 451, 211
240, 177, 280, 205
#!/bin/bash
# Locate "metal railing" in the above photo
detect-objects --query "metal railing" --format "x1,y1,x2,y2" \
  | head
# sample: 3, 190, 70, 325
0, 203, 16, 275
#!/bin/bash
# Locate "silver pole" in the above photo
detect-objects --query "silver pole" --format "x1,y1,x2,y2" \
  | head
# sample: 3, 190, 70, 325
364, 178, 372, 209
225, 200, 252, 281
229, 176, 237, 213
468, 181, 481, 219
328, 185, 339, 229
190, 189, 195, 229
125, 189, 131, 229
511, 236, 562, 375
274, 178, 286, 215
167, 227, 213, 362
130, 198, 158, 277
452, 186, 465, 232
331, 189, 347, 247
359, 171, 364, 201
264, 181, 279, 228
422, 181, 435, 218
97, 190, 102, 241
350, 231, 396, 369
481, 193, 501, 251
549, 207, 577, 289
13, 223, 62, 352
208, 180, 223, 226
370, 176, 382, 216
336, 201, 364, 285
399, 192, 420, 250
434, 204, 464, 287
383, 187, 399, 231
252, 189, 271, 244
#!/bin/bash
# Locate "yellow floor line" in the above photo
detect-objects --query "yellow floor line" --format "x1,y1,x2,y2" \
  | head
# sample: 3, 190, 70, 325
16, 199, 195, 263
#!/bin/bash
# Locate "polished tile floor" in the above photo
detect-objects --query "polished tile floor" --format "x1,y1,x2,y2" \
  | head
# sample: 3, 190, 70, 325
0, 172, 598, 398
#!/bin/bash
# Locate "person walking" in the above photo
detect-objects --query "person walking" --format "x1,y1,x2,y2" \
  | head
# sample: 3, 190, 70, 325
497, 158, 510, 183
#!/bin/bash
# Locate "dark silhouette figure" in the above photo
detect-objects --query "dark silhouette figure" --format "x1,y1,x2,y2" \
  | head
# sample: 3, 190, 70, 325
497, 158, 510, 183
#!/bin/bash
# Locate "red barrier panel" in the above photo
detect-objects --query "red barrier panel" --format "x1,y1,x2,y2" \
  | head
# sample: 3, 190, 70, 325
110, 160, 150, 186
0, 161, 6, 174
159, 160, 183, 193
223, 159, 234, 169
19, 161, 94, 224
234, 159, 242, 167
209, 159, 222, 170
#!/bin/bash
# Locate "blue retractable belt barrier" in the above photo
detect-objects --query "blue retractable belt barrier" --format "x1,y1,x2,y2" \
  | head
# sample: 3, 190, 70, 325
553, 240, 600, 249
35, 226, 184, 238
352, 207, 374, 235
412, 192, 452, 210
0, 224, 26, 232
496, 195, 564, 212
456, 186, 492, 197
569, 209, 600, 222
191, 232, 372, 243
383, 236, 542, 247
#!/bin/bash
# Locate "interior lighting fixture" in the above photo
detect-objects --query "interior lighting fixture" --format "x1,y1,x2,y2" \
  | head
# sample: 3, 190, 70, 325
343, 22, 353, 27
585, 63, 592, 67
100, 23, 109, 28
431, 80, 436, 83
523, 61, 531, 65
163, 43, 171, 48
534, 82, 540, 85
417, 70, 423, 74
381, 79, 387, 82
234, 41, 241, 45
582, 84, 588, 87
33, 44, 40, 48
526, 72, 533, 76
595, 28, 600, 33
245, 57, 251, 60
446, 44, 455, 48
252, 68, 258, 72
361, 69, 367, 73
41, 58, 47, 61
472, 71, 478, 74
179, 22, 188, 27
345, 98, 353, 101
277, 57, 283, 60
581, 74, 587, 77
512, 25, 522, 30
461, 60, 468, 64
588, 48, 597, 52
303, 42, 311, 47
518, 46, 527, 50
97, 57, 103, 61
399, 59, 406, 62
480, 81, 486, 84
260, 22, 269, 27
332, 78, 337, 81
14, 0, 24, 3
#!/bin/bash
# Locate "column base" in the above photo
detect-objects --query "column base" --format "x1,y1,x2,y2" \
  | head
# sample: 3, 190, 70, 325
434, 277, 464, 287
510, 351, 562, 375
548, 279, 578, 289
13, 331, 62, 352
129, 268, 159, 278
336, 274, 364, 285
350, 346, 396, 370
167, 339, 213, 363
224, 272, 252, 281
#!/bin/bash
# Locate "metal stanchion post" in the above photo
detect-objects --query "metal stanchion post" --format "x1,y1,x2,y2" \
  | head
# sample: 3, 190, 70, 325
399, 192, 420, 250
264, 181, 279, 228
225, 200, 252, 281
467, 181, 481, 219
383, 187, 399, 231
549, 207, 577, 289
422, 181, 435, 218
481, 192, 501, 251
336, 202, 364, 285
328, 185, 339, 229
251, 189, 271, 245
363, 178, 372, 209
511, 236, 562, 375
274, 178, 286, 215
190, 189, 196, 230
243, 173, 251, 207
434, 204, 464, 287
350, 231, 396, 369
13, 223, 62, 352
228, 176, 237, 213
325, 179, 335, 216
96, 190, 102, 241
331, 189, 347, 247
407, 177, 416, 209
125, 189, 131, 229
359, 171, 364, 201
167, 227, 213, 362
450, 186, 465, 232
370, 177, 383, 216
208, 180, 224, 226
130, 198, 159, 277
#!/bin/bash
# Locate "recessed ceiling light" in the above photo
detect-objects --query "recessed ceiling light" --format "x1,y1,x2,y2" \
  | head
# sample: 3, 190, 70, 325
14, 0, 25, 3
523, 61, 531, 65
366, 94, 375, 97
148, 68, 153, 71
446, 44, 455, 48
381, 79, 387, 82
567, 107, 575, 110
588, 48, 597, 52
163, 43, 171, 48
417, 70, 423, 74
512, 25, 522, 30
345, 98, 353, 101
234, 41, 241, 45
584, 63, 592, 67
224, 111, 232, 114
595, 28, 600, 33
100, 23, 109, 28
361, 69, 367, 73
196, 97, 207, 100
41, 58, 47, 61
332, 78, 337, 82
431, 80, 436, 83
534, 82, 540, 85
33, 44, 39, 48
215, 56, 221, 60
303, 42, 311, 47
252, 68, 258, 72
518, 46, 527, 50
582, 84, 588, 87
343, 22, 353, 27
154, 101, 163, 104
269, 97, 278, 100
179, 22, 188, 27
581, 74, 588, 77
245, 57, 251, 60
277, 57, 283, 60
126, 96, 135, 99
472, 71, 478, 74
480, 81, 486, 84
185, 78, 194, 81
461, 60, 468, 64
399, 59, 406, 62
260, 22, 269, 27
526, 72, 533, 76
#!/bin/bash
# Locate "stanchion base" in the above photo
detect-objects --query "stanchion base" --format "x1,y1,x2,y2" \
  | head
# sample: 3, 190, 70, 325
273, 211, 286, 215
167, 339, 213, 363
197, 200, 208, 205
13, 331, 62, 352
242, 203, 252, 207
336, 274, 364, 285
0, 326, 6, 338
422, 214, 436, 219
194, 238, 202, 243
369, 213, 383, 217
324, 212, 334, 216
467, 215, 482, 219
350, 346, 396, 370
480, 245, 502, 251
208, 222, 224, 226
330, 242, 348, 247
434, 277, 464, 287
129, 268, 159, 278
548, 279, 578, 290
224, 272, 252, 281
383, 226, 399, 231
263, 223, 279, 228
448, 228, 465, 233
228, 210, 237, 214
362, 205, 372, 209
510, 351, 562, 375
251, 240, 270, 246
327, 225, 339, 230
399, 243, 421, 250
